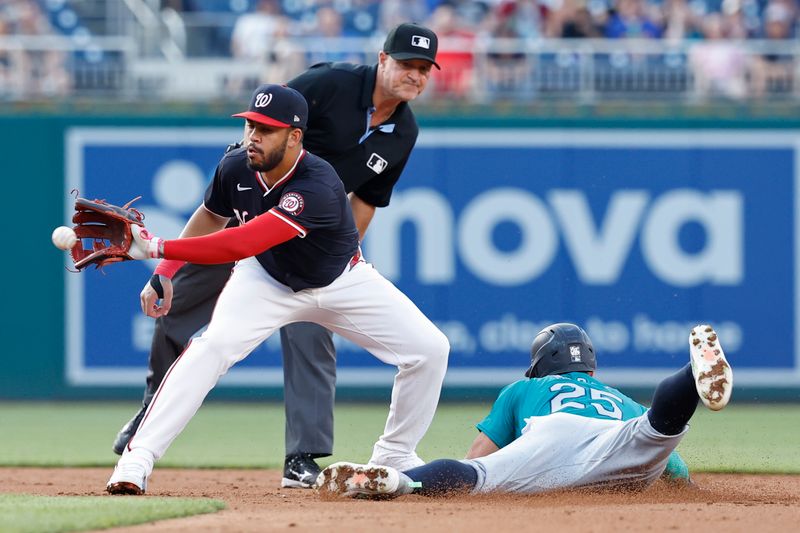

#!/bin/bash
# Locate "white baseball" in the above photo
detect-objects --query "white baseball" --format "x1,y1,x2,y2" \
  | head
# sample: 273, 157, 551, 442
52, 226, 78, 251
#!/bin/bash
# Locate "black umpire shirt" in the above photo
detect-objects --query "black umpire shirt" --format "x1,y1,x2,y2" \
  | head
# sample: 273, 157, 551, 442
287, 62, 419, 208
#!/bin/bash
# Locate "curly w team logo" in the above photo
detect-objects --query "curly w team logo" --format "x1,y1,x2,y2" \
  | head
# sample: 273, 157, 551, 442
254, 93, 273, 108
279, 192, 304, 215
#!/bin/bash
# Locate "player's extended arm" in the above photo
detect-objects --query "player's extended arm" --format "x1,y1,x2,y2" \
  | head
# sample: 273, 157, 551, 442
464, 432, 500, 459
349, 193, 376, 241
162, 209, 300, 262
134, 207, 300, 265
140, 206, 231, 318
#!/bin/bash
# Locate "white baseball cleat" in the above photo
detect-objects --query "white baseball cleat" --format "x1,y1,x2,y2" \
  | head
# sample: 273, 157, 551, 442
106, 462, 148, 495
314, 462, 401, 499
689, 325, 733, 411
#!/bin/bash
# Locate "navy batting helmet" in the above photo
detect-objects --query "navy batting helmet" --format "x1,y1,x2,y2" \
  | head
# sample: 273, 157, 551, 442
524, 323, 596, 378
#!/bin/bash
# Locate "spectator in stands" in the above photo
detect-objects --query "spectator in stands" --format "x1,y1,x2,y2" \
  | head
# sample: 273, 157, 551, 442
0, 18, 27, 98
6, 0, 70, 97
427, 3, 476, 99
7, 0, 51, 35
481, 0, 535, 100
491, 0, 544, 38
305, 6, 363, 64
749, 1, 796, 97
230, 0, 283, 60
439, 0, 493, 29
546, 0, 603, 38
660, 0, 704, 41
604, 0, 663, 38
229, 0, 303, 95
689, 12, 748, 101
378, 0, 430, 33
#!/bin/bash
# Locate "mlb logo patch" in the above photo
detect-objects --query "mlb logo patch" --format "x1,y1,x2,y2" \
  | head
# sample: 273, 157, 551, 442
569, 345, 582, 362
367, 153, 388, 174
411, 35, 430, 49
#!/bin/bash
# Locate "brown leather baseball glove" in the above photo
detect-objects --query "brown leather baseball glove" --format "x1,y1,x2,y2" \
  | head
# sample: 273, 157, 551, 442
70, 196, 147, 270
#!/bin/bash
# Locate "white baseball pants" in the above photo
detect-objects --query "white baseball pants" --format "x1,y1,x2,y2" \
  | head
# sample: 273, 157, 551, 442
466, 412, 687, 494
123, 257, 449, 472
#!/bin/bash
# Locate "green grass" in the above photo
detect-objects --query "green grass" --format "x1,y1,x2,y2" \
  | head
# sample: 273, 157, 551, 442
0, 402, 798, 473
676, 405, 800, 473
0, 494, 225, 533
0, 402, 478, 468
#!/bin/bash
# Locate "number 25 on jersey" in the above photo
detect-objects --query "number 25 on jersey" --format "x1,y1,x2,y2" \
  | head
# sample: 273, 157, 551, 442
549, 382, 624, 420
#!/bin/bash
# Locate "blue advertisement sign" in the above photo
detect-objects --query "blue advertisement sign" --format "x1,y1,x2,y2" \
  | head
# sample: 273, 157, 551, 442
65, 128, 800, 388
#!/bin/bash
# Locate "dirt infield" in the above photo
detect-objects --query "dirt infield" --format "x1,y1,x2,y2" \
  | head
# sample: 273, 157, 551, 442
3, 468, 798, 532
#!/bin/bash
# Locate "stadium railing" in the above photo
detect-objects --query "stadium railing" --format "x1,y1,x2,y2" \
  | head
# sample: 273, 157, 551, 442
1, 36, 798, 103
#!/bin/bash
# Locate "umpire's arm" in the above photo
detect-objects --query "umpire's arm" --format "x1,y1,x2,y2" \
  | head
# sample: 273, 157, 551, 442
348, 193, 376, 240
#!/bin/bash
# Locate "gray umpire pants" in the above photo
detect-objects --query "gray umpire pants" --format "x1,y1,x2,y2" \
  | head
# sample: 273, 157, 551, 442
143, 262, 336, 457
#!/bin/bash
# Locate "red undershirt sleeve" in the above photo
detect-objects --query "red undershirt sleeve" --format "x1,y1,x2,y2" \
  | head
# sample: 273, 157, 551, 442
153, 259, 186, 279
162, 209, 303, 264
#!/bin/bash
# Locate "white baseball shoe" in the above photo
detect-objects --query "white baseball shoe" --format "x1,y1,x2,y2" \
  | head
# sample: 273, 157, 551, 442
106, 461, 148, 495
689, 325, 733, 411
314, 462, 401, 499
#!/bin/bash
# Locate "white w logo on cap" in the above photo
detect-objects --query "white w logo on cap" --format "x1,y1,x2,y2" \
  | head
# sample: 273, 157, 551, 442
254, 93, 273, 108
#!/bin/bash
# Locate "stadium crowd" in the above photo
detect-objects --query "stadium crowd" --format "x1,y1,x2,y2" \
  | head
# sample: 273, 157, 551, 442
0, 0, 70, 98
217, 0, 799, 100
181, 0, 798, 47
1, 0, 798, 100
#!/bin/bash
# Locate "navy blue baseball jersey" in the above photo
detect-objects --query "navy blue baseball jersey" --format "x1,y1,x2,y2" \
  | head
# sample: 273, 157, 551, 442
203, 147, 359, 291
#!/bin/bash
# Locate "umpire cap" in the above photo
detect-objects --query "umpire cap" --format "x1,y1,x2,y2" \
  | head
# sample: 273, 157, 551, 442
525, 323, 597, 378
383, 22, 440, 69
233, 84, 308, 129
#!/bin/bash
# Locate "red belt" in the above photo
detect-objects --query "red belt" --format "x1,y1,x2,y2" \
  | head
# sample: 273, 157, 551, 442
348, 247, 362, 270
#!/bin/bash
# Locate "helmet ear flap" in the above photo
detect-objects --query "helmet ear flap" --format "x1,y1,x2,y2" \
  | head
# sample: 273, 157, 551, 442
526, 329, 556, 378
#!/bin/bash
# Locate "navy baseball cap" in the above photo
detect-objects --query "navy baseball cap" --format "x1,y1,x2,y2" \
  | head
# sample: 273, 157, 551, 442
383, 22, 440, 70
233, 84, 308, 129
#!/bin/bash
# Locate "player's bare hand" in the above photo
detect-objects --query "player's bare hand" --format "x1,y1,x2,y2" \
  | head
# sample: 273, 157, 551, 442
140, 275, 174, 318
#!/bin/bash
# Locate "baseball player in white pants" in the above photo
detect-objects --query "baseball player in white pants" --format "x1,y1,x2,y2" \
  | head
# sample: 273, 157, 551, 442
106, 84, 449, 494
316, 323, 733, 498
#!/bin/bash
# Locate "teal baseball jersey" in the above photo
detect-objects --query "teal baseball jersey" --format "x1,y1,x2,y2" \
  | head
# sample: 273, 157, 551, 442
477, 373, 646, 447
476, 372, 689, 481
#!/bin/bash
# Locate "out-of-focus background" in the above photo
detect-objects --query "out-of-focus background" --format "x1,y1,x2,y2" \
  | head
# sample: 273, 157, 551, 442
3, 0, 800, 105
4, 0, 800, 404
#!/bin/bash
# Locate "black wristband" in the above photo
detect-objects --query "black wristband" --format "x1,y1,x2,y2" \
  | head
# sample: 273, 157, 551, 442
149, 274, 165, 299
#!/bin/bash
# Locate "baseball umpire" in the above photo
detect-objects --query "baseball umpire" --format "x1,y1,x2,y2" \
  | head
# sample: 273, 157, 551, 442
113, 22, 441, 488
317, 323, 734, 498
